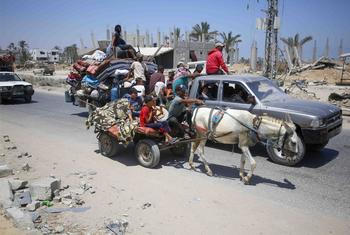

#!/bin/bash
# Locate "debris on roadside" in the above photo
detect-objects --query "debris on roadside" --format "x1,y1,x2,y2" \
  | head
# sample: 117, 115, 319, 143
106, 218, 129, 235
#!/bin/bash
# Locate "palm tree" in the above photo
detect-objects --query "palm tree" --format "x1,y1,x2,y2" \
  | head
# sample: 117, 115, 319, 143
190, 21, 217, 42
280, 33, 312, 65
174, 27, 182, 41
220, 32, 242, 64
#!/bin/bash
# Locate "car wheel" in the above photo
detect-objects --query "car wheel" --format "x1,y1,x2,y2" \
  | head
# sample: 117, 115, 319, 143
266, 133, 305, 166
135, 139, 160, 168
98, 132, 120, 157
307, 141, 328, 152
24, 95, 32, 103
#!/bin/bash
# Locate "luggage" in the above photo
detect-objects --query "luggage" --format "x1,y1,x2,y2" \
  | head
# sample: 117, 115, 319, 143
73, 63, 86, 73
77, 60, 90, 68
86, 64, 99, 76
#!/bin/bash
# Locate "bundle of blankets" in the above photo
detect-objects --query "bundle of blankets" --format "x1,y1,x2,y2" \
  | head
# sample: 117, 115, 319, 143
86, 98, 138, 145
66, 50, 157, 104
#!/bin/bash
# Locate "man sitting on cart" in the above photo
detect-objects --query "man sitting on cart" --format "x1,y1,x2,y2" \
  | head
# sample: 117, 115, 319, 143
140, 95, 177, 144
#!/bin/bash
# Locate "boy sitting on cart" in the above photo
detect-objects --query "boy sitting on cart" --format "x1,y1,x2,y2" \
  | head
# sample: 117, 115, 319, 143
140, 95, 177, 144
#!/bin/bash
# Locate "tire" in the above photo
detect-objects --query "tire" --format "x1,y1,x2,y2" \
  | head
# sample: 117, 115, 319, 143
170, 142, 191, 158
98, 132, 119, 157
135, 139, 160, 168
266, 133, 305, 166
307, 141, 328, 152
24, 95, 32, 103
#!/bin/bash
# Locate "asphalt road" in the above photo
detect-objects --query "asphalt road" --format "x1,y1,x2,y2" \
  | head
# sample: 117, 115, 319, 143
1, 91, 350, 226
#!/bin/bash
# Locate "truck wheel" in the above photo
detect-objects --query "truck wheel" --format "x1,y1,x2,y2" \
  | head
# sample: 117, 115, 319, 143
170, 142, 191, 158
98, 132, 119, 157
266, 134, 305, 166
307, 141, 328, 152
135, 139, 160, 168
24, 95, 32, 103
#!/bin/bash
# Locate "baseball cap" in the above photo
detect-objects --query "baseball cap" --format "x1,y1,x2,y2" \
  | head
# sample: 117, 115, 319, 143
175, 84, 187, 92
215, 42, 225, 47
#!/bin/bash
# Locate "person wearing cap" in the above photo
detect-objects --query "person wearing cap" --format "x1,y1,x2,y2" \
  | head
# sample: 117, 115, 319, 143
172, 62, 192, 91
206, 42, 229, 75
140, 95, 176, 144
130, 53, 148, 82
168, 84, 204, 137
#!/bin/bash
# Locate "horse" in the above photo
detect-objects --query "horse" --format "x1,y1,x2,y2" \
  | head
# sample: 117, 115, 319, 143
189, 107, 298, 184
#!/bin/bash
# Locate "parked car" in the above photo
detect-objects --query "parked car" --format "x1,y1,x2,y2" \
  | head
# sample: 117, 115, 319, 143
0, 72, 34, 103
189, 75, 342, 166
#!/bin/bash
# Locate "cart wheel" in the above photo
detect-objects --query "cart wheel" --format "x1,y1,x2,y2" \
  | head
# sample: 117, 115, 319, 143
170, 142, 191, 158
98, 132, 119, 157
135, 139, 160, 168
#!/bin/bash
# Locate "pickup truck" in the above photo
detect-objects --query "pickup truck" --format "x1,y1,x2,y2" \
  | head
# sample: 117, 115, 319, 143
0, 71, 34, 103
189, 75, 342, 166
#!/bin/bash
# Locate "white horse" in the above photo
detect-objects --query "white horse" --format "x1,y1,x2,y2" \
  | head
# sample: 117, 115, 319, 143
189, 107, 298, 184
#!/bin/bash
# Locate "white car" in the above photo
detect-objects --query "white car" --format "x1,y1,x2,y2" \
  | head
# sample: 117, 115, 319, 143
0, 72, 34, 103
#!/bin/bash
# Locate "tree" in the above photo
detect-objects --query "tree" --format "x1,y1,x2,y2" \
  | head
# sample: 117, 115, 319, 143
7, 42, 17, 52
174, 27, 182, 41
280, 33, 313, 65
53, 45, 61, 52
220, 32, 242, 64
190, 21, 217, 42
18, 40, 30, 64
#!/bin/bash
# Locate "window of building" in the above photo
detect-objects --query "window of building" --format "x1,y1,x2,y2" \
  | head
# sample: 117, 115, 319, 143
40, 51, 45, 55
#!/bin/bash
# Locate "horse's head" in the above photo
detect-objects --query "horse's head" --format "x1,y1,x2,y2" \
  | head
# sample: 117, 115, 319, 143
257, 115, 298, 155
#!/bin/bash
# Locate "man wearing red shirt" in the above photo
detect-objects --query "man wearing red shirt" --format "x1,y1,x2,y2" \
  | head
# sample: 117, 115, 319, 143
206, 42, 229, 75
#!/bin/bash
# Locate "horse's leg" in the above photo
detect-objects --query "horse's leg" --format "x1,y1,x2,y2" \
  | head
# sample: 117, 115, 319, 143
198, 140, 213, 176
240, 146, 256, 184
239, 151, 246, 181
189, 140, 200, 171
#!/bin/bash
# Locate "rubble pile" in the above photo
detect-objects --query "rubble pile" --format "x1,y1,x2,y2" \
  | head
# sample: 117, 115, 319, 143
0, 135, 101, 234
328, 91, 350, 114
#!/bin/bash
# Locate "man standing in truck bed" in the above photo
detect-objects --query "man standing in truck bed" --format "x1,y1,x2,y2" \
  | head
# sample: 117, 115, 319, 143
206, 42, 229, 75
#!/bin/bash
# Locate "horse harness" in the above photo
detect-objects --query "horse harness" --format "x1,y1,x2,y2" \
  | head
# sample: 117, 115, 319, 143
193, 106, 289, 148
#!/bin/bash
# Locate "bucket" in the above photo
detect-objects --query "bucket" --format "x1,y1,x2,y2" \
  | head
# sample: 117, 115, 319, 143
65, 90, 73, 102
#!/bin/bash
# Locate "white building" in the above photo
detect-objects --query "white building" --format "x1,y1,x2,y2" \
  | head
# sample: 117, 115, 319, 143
30, 49, 59, 63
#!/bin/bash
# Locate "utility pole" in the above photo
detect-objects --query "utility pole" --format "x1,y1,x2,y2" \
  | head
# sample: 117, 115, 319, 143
263, 0, 279, 79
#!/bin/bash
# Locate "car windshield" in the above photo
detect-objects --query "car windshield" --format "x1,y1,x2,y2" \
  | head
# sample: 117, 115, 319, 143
0, 73, 22, 82
247, 79, 287, 102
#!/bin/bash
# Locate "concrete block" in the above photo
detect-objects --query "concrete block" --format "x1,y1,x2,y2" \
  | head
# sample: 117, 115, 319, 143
9, 179, 28, 191
29, 177, 61, 201
5, 207, 34, 230
14, 190, 32, 206
0, 165, 13, 178
0, 179, 13, 209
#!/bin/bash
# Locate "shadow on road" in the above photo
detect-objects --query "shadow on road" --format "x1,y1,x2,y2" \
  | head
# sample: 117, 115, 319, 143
206, 141, 339, 168
161, 154, 296, 189
1, 99, 38, 105
71, 112, 89, 118
300, 148, 339, 168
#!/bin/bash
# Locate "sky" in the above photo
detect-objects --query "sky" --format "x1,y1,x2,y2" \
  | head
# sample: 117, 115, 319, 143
0, 0, 349, 60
